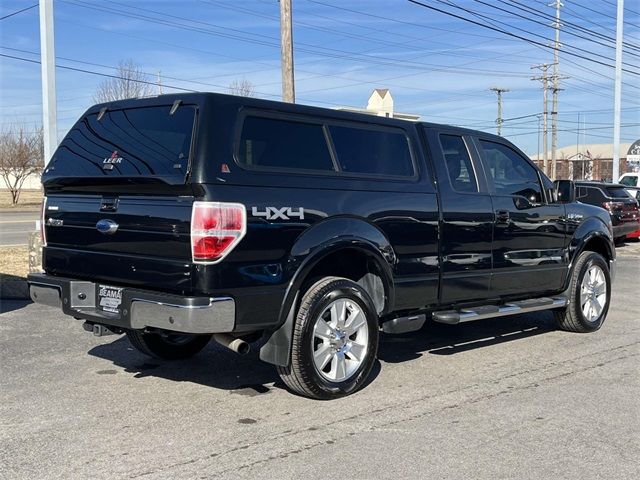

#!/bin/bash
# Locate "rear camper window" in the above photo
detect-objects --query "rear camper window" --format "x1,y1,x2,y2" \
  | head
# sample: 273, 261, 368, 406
46, 105, 196, 182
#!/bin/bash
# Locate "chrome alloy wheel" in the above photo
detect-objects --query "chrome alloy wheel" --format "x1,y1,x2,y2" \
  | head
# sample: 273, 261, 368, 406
311, 298, 369, 383
580, 264, 607, 322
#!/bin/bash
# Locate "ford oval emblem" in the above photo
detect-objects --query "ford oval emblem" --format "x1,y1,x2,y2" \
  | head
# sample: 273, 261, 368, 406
96, 219, 119, 235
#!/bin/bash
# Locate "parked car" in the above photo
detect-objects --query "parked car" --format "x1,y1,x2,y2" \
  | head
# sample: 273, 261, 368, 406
619, 172, 640, 197
28, 93, 616, 399
575, 181, 640, 242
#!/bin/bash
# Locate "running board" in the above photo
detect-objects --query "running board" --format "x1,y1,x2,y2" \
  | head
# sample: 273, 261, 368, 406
432, 297, 567, 325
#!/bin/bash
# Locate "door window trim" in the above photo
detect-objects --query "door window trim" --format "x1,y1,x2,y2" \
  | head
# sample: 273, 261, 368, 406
437, 133, 480, 195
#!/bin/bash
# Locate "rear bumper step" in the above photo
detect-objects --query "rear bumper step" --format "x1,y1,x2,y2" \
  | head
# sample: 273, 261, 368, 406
432, 297, 567, 325
28, 273, 235, 334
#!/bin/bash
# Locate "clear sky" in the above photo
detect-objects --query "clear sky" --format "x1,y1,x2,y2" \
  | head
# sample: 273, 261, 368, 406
1, 0, 639, 155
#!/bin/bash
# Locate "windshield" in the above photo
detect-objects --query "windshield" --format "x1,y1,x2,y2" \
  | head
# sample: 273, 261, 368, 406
45, 104, 196, 183
619, 175, 638, 187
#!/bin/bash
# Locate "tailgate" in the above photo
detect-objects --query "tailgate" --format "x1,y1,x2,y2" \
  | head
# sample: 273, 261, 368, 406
43, 193, 195, 293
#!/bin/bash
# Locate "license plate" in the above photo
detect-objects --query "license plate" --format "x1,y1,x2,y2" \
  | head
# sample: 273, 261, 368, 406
98, 285, 123, 313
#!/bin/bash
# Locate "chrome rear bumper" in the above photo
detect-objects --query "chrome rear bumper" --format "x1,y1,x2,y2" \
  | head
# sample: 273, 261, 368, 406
28, 273, 235, 334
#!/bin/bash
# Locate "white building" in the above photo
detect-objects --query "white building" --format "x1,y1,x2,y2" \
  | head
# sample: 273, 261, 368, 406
336, 89, 421, 121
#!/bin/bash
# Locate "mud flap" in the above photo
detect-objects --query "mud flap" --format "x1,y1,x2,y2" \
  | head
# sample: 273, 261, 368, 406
259, 293, 298, 366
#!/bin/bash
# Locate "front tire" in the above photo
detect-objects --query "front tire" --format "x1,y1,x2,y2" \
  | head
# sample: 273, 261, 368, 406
277, 277, 379, 399
126, 330, 212, 360
554, 251, 611, 333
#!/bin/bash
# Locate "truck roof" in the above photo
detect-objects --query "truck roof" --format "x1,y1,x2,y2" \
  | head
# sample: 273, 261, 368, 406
85, 91, 505, 143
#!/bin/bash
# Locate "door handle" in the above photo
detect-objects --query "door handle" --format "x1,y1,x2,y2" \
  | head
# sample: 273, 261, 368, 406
495, 210, 510, 224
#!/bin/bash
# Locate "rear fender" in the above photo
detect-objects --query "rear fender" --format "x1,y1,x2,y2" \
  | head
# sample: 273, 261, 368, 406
259, 217, 395, 366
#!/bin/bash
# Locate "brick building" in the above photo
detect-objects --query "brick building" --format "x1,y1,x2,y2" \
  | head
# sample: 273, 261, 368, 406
531, 142, 638, 181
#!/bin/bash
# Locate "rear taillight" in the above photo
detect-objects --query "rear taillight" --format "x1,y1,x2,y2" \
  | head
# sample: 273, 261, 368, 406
190, 201, 246, 263
602, 201, 623, 211
40, 196, 47, 247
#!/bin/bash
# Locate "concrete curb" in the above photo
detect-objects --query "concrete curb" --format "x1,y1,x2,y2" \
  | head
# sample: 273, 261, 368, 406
0, 280, 29, 300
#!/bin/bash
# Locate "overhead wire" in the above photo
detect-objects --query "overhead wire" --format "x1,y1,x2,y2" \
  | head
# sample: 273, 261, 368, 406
431, 0, 640, 73
0, 3, 38, 21
407, 0, 640, 76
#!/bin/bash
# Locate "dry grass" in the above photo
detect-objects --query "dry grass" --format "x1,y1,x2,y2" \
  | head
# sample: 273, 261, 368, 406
0, 246, 29, 281
0, 189, 43, 210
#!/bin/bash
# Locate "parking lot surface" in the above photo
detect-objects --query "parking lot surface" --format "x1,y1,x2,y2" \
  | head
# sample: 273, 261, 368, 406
1, 242, 638, 479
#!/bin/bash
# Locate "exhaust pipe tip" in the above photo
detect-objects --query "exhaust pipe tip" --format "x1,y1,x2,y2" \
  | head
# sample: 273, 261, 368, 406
213, 333, 250, 355
235, 341, 250, 356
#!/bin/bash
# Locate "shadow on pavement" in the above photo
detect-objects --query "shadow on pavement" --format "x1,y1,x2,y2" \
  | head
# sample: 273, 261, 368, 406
378, 311, 556, 363
88, 311, 556, 394
89, 337, 285, 395
0, 299, 31, 314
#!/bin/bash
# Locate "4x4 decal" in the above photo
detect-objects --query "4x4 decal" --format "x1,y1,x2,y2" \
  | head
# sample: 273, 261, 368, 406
251, 206, 305, 220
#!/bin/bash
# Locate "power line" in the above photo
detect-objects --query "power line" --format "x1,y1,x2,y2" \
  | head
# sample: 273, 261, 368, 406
207, 0, 537, 70
599, 0, 640, 18
407, 0, 640, 76
501, 0, 640, 52
0, 3, 38, 21
306, 0, 526, 43
0, 48, 361, 110
60, 0, 536, 78
431, 0, 640, 73
0, 52, 198, 92
490, 1, 640, 55
570, 1, 640, 29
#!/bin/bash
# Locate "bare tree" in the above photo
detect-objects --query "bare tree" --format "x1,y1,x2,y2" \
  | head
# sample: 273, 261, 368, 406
0, 124, 43, 205
94, 59, 153, 103
228, 78, 255, 97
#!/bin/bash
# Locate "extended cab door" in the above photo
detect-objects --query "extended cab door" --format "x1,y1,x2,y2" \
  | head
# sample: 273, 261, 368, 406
473, 137, 568, 297
423, 127, 493, 304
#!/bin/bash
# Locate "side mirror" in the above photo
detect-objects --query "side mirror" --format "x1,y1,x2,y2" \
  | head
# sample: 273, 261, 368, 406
554, 179, 575, 204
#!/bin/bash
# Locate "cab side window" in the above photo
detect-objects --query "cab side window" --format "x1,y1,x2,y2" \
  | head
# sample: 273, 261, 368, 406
479, 140, 542, 203
439, 134, 478, 193
329, 125, 414, 177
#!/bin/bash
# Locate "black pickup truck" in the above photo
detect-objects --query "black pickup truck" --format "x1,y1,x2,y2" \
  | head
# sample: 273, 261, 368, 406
29, 93, 615, 399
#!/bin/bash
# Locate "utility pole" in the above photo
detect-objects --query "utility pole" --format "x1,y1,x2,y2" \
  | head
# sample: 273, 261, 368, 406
531, 63, 552, 176
550, 0, 563, 179
157, 71, 163, 95
612, 0, 624, 182
490, 87, 509, 136
279, 0, 295, 103
39, 0, 57, 166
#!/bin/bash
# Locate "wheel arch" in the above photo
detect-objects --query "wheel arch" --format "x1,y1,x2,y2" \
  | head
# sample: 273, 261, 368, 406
563, 217, 615, 291
259, 217, 395, 366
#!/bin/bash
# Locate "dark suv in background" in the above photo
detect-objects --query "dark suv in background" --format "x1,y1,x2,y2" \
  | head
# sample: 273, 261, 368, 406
575, 182, 640, 241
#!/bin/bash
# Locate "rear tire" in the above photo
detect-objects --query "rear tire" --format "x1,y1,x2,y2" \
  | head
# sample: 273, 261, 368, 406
126, 330, 212, 360
554, 251, 611, 333
277, 277, 379, 400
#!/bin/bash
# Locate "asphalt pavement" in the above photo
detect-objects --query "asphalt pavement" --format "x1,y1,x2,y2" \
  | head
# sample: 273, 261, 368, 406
0, 244, 638, 479
0, 211, 39, 246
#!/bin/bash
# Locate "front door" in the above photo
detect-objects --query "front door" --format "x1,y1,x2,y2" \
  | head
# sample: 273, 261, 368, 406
474, 138, 568, 297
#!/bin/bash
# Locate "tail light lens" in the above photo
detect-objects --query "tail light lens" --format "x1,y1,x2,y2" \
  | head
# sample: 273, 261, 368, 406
190, 201, 246, 263
40, 196, 47, 247
602, 201, 623, 211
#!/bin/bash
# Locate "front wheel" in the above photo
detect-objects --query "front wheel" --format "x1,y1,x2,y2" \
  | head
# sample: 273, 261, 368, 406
125, 330, 212, 360
554, 251, 611, 333
277, 277, 379, 399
